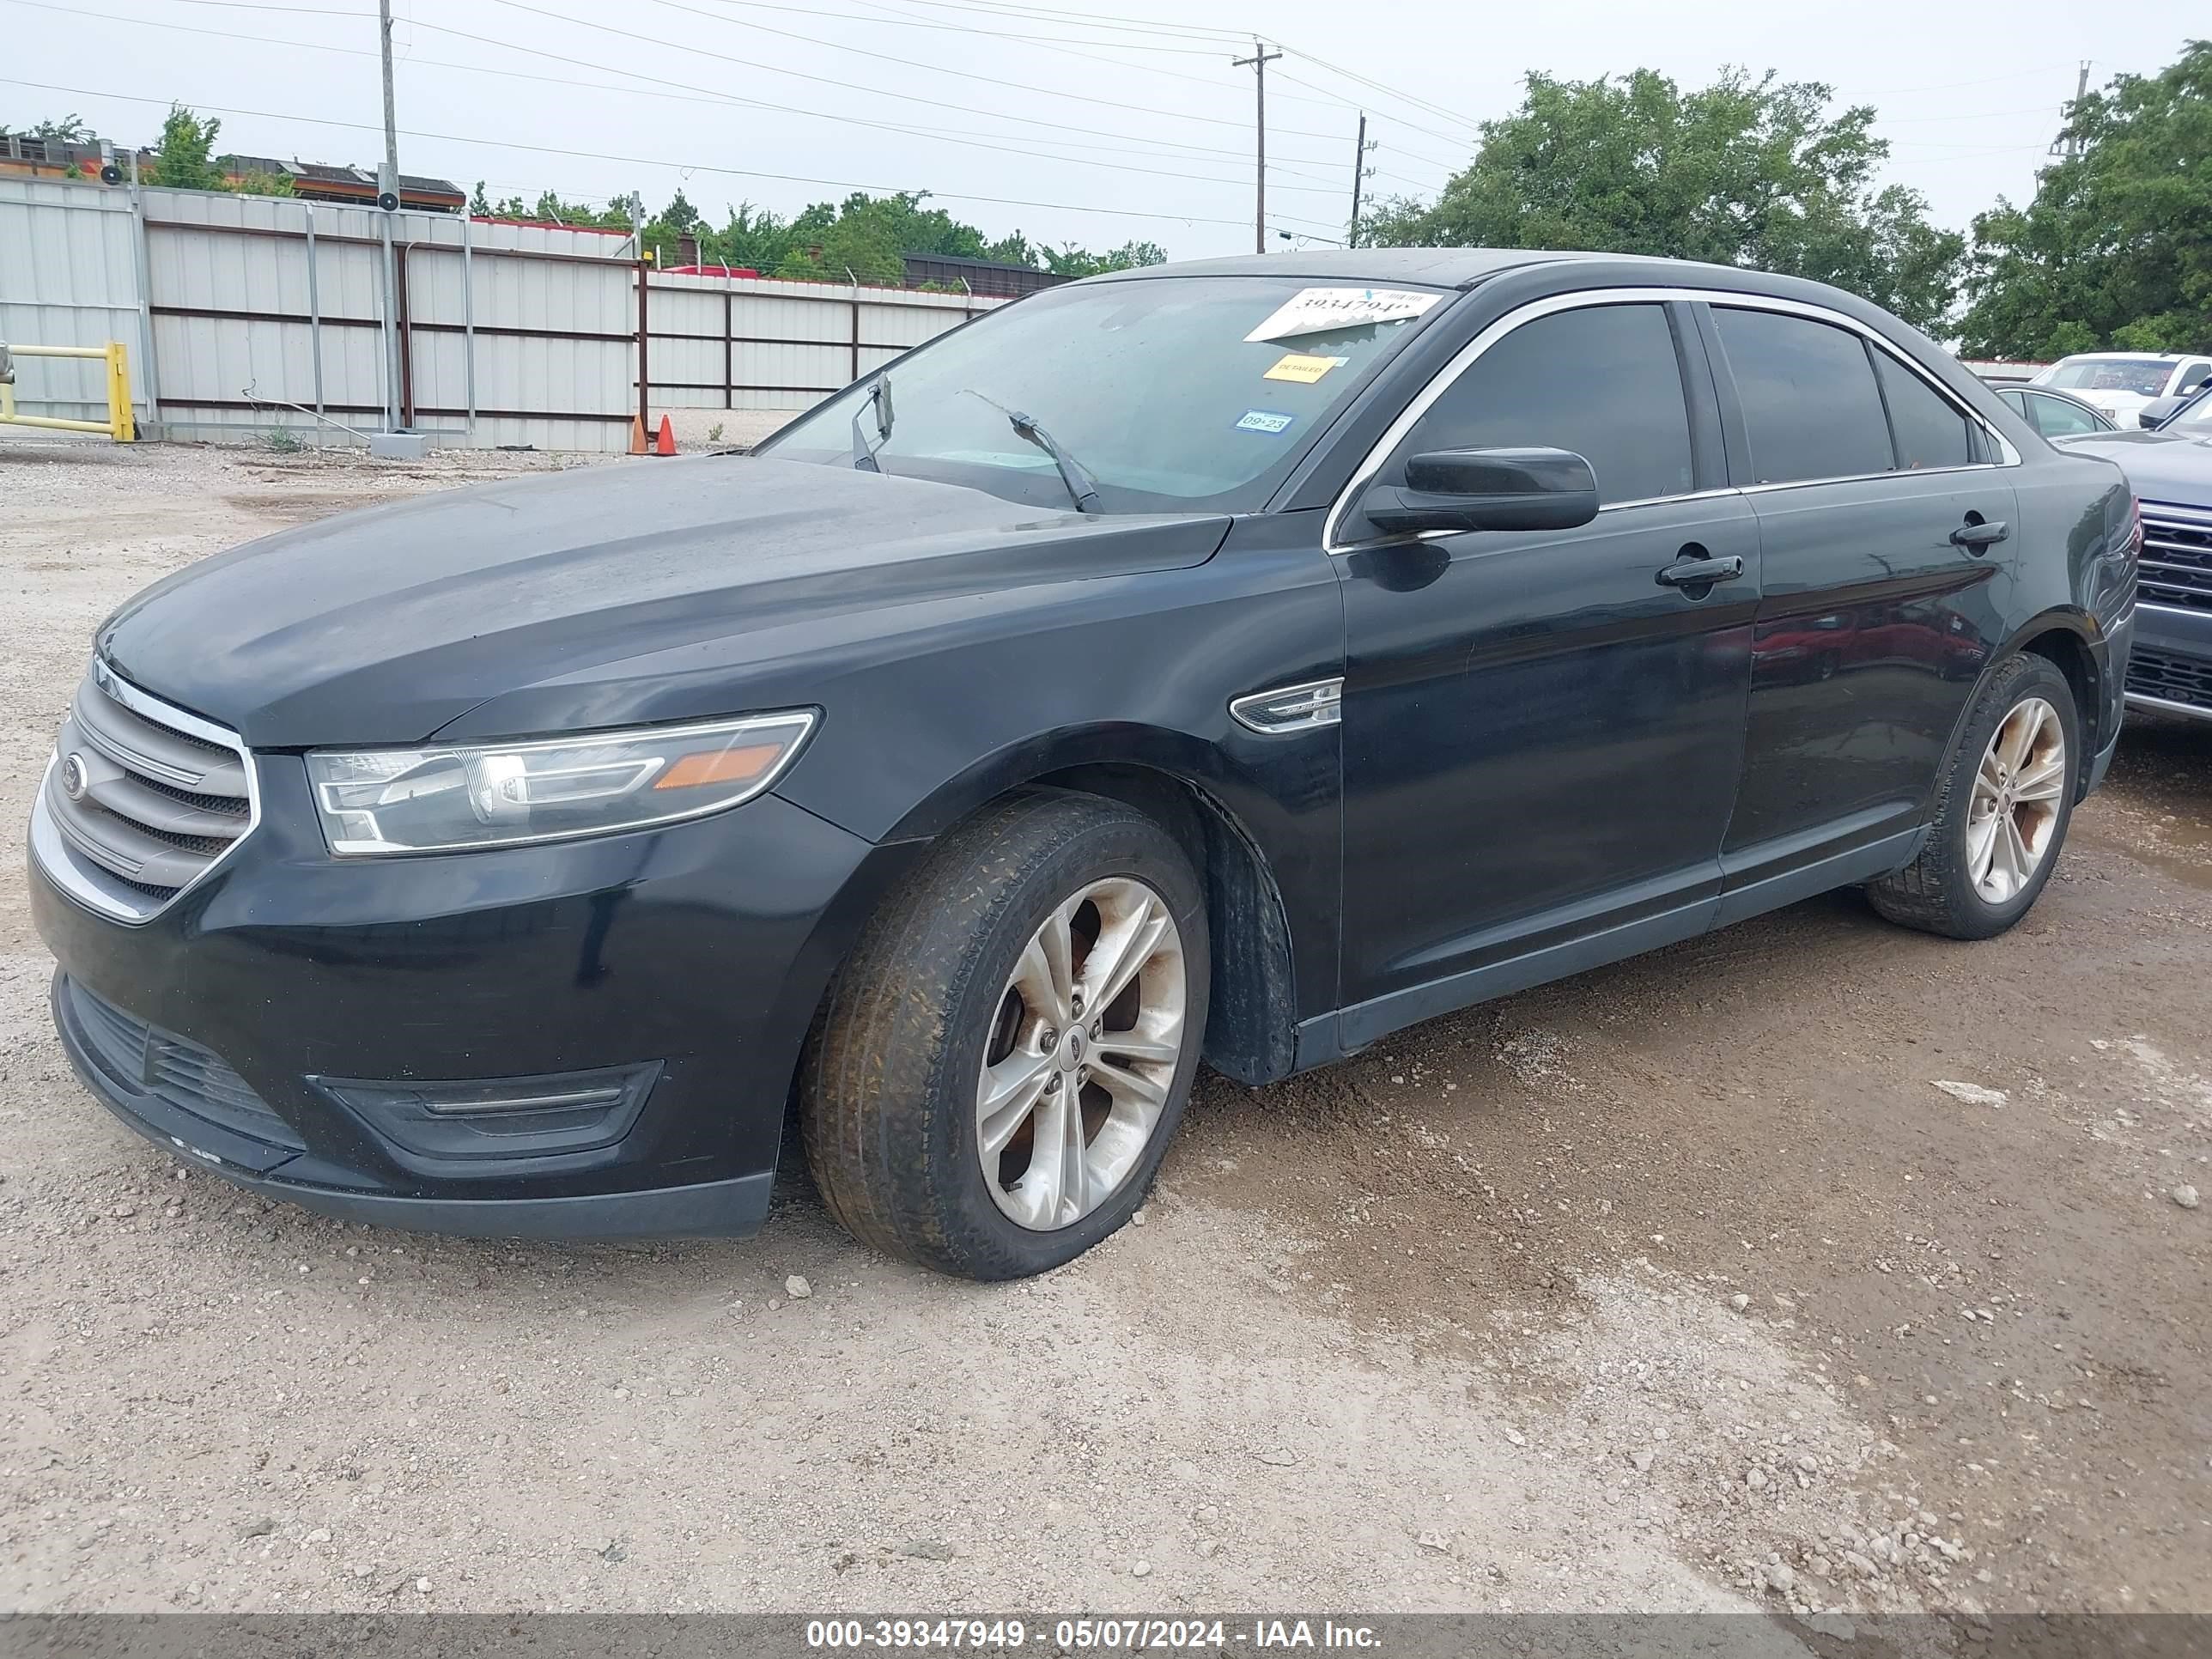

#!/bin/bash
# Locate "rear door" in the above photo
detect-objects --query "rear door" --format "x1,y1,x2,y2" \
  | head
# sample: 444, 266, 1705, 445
1334, 298, 1758, 1042
1699, 301, 2017, 918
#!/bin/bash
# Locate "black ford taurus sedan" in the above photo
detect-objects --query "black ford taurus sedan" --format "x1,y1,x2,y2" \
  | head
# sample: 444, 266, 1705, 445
29, 251, 2139, 1279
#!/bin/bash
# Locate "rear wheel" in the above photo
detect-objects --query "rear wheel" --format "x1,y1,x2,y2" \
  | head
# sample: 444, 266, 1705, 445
1869, 653, 2079, 940
801, 790, 1208, 1279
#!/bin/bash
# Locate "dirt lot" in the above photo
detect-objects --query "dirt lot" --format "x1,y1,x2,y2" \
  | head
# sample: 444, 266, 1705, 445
1, 441, 2206, 1629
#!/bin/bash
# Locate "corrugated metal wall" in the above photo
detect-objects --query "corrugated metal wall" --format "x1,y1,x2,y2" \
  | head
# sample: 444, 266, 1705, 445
143, 188, 641, 450
0, 179, 150, 426
646, 272, 990, 416
3, 179, 1003, 453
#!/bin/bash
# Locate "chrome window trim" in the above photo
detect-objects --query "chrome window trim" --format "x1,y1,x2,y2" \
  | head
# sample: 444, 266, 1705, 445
1322, 286, 2020, 555
31, 660, 262, 927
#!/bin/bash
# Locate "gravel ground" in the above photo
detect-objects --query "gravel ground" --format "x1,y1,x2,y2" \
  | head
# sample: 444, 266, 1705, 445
1, 440, 2206, 1628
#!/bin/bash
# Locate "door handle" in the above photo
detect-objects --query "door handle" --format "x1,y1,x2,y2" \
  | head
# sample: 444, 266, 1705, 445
1950, 520, 2009, 550
1656, 553, 1746, 589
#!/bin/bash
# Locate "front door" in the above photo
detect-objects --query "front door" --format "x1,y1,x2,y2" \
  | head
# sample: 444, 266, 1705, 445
1334, 299, 1758, 1049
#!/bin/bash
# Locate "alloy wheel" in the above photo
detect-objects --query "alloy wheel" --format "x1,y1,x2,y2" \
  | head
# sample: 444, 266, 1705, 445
975, 877, 1187, 1231
1966, 696, 2067, 904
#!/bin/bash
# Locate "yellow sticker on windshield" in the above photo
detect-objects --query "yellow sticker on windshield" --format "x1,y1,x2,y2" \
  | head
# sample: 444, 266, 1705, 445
1263, 352, 1346, 385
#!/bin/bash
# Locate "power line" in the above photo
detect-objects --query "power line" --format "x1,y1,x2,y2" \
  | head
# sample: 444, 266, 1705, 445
836, 0, 1249, 46
874, 0, 1487, 149
1266, 69, 1469, 167
501, 0, 1359, 145
14, 0, 1360, 195
1873, 104, 2066, 125
681, 0, 1235, 57
828, 0, 1370, 118
1275, 47, 1482, 141
1846, 61, 2082, 95
135, 0, 1346, 177
1, 75, 1292, 230
672, 0, 1486, 155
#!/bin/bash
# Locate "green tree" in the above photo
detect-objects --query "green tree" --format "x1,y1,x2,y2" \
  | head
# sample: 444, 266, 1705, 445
470, 180, 492, 216
1043, 240, 1167, 276
147, 103, 226, 191
455, 184, 1169, 283
772, 192, 943, 283
224, 161, 296, 198
1364, 67, 1965, 331
515, 191, 629, 229
4, 113, 94, 142
1959, 42, 2212, 358
701, 203, 799, 270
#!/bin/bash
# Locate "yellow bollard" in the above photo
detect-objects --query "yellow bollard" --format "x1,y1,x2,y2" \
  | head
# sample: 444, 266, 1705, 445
106, 342, 134, 443
0, 342, 133, 439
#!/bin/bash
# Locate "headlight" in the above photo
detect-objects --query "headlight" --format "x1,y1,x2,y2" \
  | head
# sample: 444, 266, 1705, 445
306, 710, 817, 855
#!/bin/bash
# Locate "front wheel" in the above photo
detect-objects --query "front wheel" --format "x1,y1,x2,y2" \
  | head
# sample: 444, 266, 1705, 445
1869, 653, 2080, 940
801, 790, 1209, 1279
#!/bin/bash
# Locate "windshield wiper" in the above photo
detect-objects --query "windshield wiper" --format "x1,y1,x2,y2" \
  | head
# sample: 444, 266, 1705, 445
850, 374, 893, 473
963, 390, 1102, 514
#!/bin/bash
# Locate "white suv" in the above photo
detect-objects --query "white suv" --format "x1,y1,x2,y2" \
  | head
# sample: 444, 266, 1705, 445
2032, 352, 2212, 424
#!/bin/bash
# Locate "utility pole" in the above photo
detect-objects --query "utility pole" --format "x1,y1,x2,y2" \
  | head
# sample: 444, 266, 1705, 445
1348, 111, 1377, 247
2051, 60, 2091, 161
1232, 38, 1281, 254
377, 0, 403, 430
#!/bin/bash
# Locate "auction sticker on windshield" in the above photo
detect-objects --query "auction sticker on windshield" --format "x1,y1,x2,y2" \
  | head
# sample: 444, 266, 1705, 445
1245, 286, 1443, 343
1261, 352, 1347, 384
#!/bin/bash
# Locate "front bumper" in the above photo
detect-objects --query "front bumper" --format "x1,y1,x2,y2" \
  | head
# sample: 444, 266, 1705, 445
2124, 600, 2212, 723
31, 758, 918, 1237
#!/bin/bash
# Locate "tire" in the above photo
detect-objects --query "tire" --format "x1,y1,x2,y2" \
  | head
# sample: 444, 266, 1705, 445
800, 788, 1210, 1280
1868, 653, 2081, 941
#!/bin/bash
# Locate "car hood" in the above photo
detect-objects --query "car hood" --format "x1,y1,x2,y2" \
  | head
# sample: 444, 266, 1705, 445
99, 456, 1231, 747
2053, 430, 2212, 505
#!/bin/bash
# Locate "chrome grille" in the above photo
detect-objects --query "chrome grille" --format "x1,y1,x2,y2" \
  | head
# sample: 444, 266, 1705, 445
30, 660, 257, 923
2127, 647, 2212, 714
2139, 503, 2212, 613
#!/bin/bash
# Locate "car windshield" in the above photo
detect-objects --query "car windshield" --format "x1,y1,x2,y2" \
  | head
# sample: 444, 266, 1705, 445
2041, 357, 2178, 396
759, 276, 1450, 514
2168, 388, 2212, 430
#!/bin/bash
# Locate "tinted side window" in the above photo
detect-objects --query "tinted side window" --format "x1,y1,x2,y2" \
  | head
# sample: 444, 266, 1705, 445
1713, 307, 1892, 484
1407, 303, 1693, 507
1874, 351, 1974, 469
2027, 393, 2100, 437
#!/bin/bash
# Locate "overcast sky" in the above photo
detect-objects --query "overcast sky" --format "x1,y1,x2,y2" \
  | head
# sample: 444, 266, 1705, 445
5, 0, 2203, 258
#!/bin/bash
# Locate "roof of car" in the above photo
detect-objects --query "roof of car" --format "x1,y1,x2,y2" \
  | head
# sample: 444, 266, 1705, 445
2051, 350, 2186, 362
1089, 248, 1610, 289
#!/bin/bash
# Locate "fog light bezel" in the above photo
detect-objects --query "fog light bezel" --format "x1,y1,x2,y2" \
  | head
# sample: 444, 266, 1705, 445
310, 1061, 663, 1163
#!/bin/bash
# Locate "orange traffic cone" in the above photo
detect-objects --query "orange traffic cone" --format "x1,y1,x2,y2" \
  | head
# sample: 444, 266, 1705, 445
628, 414, 647, 455
654, 414, 678, 457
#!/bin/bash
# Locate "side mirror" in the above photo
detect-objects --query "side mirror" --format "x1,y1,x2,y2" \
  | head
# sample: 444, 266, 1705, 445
2137, 396, 2185, 430
1359, 447, 1600, 537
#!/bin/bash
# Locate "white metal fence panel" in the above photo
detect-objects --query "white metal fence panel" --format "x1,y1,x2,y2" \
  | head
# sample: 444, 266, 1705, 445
0, 178, 147, 427
649, 274, 997, 416
3, 180, 1013, 451
404, 235, 635, 451
143, 187, 382, 437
